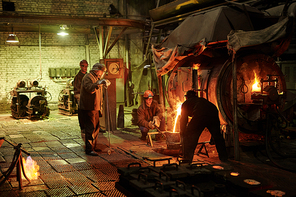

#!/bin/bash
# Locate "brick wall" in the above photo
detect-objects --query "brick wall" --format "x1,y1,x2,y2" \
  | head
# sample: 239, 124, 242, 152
2, 0, 114, 16
0, 0, 148, 113
0, 31, 129, 113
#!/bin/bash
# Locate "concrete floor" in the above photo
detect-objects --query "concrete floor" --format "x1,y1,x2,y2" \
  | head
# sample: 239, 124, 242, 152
0, 108, 295, 196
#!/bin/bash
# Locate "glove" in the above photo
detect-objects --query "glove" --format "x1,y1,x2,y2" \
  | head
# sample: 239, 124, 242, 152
148, 121, 155, 129
96, 79, 111, 87
152, 116, 160, 128
96, 79, 105, 86
105, 79, 111, 87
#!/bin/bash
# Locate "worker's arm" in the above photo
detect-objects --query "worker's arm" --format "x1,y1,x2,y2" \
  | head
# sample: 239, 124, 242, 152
82, 75, 100, 94
137, 107, 151, 129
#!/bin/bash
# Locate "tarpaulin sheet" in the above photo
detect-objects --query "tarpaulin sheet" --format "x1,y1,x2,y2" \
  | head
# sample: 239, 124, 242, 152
152, 5, 256, 76
227, 17, 289, 53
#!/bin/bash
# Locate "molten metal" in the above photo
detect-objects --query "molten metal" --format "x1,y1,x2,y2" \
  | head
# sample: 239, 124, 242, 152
22, 156, 40, 180
252, 71, 261, 92
172, 103, 182, 133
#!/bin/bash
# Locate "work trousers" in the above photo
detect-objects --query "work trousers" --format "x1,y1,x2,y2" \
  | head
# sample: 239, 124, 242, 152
182, 116, 228, 162
81, 109, 100, 153
78, 108, 84, 130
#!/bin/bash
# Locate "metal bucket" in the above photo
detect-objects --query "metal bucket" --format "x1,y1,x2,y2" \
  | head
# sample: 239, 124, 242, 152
163, 131, 181, 145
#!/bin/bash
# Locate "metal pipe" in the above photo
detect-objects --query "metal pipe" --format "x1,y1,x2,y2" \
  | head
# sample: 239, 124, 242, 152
232, 56, 240, 161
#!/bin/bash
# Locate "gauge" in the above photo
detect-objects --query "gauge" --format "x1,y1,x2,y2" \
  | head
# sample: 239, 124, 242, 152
108, 62, 120, 75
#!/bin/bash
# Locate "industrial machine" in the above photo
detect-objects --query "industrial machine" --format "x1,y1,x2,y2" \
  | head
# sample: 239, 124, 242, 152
58, 79, 78, 115
10, 80, 50, 119
165, 53, 287, 134
150, 0, 296, 172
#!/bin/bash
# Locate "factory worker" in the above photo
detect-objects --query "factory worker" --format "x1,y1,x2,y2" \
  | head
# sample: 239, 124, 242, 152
74, 60, 88, 140
137, 90, 165, 140
180, 90, 228, 162
79, 63, 111, 156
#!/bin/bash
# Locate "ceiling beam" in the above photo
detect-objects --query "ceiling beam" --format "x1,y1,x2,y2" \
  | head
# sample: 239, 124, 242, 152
0, 14, 146, 28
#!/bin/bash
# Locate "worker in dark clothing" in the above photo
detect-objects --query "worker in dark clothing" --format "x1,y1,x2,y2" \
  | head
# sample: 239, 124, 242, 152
180, 90, 228, 162
80, 63, 111, 156
137, 90, 165, 140
74, 60, 88, 140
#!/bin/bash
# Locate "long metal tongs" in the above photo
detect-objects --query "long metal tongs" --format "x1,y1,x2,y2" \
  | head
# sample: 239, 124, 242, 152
104, 86, 112, 155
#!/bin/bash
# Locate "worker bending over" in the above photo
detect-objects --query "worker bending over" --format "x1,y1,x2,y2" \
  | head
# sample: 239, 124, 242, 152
180, 90, 228, 162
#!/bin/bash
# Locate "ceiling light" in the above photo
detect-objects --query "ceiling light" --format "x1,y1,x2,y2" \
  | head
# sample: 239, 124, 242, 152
6, 33, 19, 43
57, 25, 69, 36
57, 32, 69, 36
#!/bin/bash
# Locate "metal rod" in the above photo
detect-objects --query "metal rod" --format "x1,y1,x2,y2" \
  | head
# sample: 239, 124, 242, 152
105, 87, 111, 148
17, 153, 22, 189
232, 56, 240, 161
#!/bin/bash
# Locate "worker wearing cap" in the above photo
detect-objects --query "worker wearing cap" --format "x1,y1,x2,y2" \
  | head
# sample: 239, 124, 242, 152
80, 63, 111, 156
74, 60, 88, 140
137, 90, 165, 140
180, 90, 228, 162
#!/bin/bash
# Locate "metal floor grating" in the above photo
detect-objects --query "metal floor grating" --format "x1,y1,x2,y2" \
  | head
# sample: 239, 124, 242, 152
75, 192, 106, 197
52, 164, 76, 173
71, 162, 92, 171
18, 190, 47, 197
69, 184, 100, 195
57, 152, 79, 159
99, 152, 132, 162
40, 173, 72, 189
60, 171, 92, 185
103, 189, 127, 197
99, 166, 118, 174
92, 163, 115, 170
0, 190, 19, 197
34, 159, 51, 167
91, 181, 115, 191
79, 169, 115, 182
45, 187, 75, 197
39, 166, 57, 174
54, 148, 73, 153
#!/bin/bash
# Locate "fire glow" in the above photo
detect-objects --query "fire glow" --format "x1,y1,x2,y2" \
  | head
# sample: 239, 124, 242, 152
252, 71, 261, 92
22, 156, 40, 180
172, 103, 182, 133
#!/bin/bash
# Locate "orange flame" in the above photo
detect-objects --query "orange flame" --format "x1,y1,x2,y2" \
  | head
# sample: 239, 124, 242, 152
172, 103, 182, 133
252, 71, 261, 92
22, 156, 40, 180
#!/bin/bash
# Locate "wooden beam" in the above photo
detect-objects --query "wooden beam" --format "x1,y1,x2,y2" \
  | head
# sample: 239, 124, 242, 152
104, 26, 113, 58
99, 26, 104, 60
105, 27, 127, 58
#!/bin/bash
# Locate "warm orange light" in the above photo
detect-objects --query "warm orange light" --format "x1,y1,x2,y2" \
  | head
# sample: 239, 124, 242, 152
252, 71, 261, 92
193, 63, 200, 70
172, 103, 182, 133
230, 172, 240, 176
22, 156, 40, 180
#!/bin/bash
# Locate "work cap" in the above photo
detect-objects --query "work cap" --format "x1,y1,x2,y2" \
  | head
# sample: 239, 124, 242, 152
91, 63, 106, 71
185, 90, 196, 98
